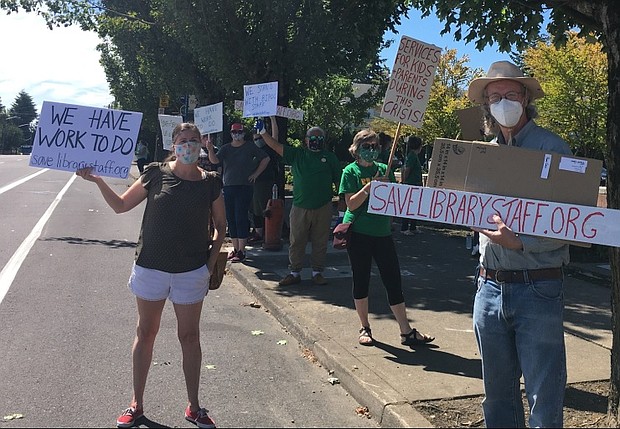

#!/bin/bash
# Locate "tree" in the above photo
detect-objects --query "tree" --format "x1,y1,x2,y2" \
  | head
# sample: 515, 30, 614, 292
410, 0, 620, 423
523, 32, 607, 160
8, 90, 37, 145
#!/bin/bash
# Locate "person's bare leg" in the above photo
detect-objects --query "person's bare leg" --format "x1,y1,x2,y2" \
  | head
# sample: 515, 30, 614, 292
129, 298, 166, 409
174, 300, 205, 411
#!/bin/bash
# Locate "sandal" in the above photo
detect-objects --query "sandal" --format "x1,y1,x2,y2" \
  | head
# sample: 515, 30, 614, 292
358, 326, 374, 346
401, 328, 435, 346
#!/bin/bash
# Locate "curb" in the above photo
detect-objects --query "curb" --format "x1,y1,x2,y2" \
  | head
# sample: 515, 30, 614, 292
230, 264, 435, 428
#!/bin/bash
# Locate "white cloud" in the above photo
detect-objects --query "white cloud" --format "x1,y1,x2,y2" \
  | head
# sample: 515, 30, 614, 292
0, 12, 114, 113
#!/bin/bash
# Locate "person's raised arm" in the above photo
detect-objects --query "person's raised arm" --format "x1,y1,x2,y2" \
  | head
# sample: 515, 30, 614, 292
269, 116, 279, 140
256, 117, 283, 157
76, 167, 147, 213
203, 134, 220, 164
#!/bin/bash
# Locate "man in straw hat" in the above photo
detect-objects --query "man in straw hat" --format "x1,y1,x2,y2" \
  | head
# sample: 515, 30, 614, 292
468, 61, 572, 428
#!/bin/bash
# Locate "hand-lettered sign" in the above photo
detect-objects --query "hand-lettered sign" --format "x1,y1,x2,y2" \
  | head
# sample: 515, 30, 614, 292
234, 100, 304, 120
368, 181, 620, 247
158, 114, 183, 150
30, 101, 143, 179
194, 102, 223, 135
242, 82, 278, 118
381, 36, 441, 128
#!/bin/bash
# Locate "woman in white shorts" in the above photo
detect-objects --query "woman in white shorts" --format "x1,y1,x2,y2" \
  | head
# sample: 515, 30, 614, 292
77, 122, 226, 429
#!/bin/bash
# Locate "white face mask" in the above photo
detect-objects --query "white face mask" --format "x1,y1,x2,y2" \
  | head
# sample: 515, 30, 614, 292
489, 98, 524, 128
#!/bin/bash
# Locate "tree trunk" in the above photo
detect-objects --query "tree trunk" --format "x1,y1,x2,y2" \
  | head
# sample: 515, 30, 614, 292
604, 3, 620, 426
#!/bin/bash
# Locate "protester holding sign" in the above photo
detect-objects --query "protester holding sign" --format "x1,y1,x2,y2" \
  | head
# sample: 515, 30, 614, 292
338, 129, 434, 347
206, 122, 269, 263
76, 122, 225, 429
400, 135, 423, 235
258, 123, 341, 286
468, 61, 572, 428
249, 116, 282, 244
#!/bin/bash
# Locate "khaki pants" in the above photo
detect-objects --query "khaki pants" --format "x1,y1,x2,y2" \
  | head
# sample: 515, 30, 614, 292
288, 202, 333, 273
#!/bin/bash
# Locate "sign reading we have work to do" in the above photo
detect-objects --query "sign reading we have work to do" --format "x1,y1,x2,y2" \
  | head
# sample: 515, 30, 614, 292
368, 182, 620, 247
30, 101, 143, 179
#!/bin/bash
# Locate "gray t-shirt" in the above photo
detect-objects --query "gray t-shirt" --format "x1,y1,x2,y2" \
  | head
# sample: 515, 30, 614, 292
135, 162, 223, 273
216, 141, 268, 186
480, 120, 572, 270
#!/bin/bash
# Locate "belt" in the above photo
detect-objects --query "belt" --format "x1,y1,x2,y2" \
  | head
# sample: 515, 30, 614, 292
479, 267, 563, 283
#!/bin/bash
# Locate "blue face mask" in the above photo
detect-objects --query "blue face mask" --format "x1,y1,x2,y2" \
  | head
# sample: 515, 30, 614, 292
358, 147, 379, 162
174, 140, 201, 164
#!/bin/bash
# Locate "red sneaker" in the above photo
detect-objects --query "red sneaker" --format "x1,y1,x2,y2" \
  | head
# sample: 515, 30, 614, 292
116, 407, 143, 428
185, 406, 216, 428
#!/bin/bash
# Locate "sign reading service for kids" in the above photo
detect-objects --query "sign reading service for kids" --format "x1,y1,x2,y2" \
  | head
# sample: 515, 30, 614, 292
381, 36, 441, 128
243, 81, 278, 118
31, 101, 143, 179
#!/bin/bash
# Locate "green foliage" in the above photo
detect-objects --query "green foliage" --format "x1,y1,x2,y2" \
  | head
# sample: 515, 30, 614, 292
523, 32, 607, 160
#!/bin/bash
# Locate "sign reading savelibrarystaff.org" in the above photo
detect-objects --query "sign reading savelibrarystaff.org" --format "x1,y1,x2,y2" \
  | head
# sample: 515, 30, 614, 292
367, 181, 620, 248
381, 36, 441, 128
30, 102, 143, 179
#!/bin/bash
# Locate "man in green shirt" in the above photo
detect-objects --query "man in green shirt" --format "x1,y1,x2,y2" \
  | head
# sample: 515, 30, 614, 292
257, 120, 342, 286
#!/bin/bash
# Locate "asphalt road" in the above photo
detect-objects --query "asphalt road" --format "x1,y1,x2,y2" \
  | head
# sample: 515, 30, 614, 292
0, 156, 379, 428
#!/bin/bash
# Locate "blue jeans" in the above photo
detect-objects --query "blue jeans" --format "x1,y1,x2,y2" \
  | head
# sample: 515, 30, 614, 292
223, 185, 253, 239
473, 276, 566, 428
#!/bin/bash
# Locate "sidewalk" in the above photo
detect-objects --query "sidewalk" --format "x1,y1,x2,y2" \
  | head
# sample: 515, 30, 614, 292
227, 223, 612, 427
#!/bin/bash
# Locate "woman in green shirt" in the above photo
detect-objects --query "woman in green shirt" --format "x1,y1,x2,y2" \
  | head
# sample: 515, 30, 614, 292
338, 129, 434, 347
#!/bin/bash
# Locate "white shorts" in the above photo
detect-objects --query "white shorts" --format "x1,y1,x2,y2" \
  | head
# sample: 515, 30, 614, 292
128, 263, 210, 305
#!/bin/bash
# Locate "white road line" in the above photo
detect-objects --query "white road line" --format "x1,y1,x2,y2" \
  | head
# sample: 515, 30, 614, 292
0, 169, 49, 195
0, 173, 77, 305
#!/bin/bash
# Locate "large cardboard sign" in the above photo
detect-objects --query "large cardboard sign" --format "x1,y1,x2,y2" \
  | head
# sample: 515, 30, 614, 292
455, 107, 485, 141
158, 114, 183, 150
234, 100, 304, 120
381, 36, 441, 127
30, 101, 143, 179
428, 139, 602, 207
194, 102, 223, 135
368, 182, 620, 247
243, 81, 278, 118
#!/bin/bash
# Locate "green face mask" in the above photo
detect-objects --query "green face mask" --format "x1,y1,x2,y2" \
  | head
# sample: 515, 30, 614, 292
359, 147, 379, 162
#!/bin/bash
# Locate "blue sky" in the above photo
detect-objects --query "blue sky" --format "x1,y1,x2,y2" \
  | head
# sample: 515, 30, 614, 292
381, 9, 507, 73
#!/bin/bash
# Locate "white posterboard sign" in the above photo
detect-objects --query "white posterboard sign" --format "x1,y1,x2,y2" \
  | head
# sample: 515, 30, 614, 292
194, 102, 223, 135
30, 101, 143, 179
367, 181, 620, 248
158, 114, 183, 150
234, 100, 304, 121
381, 36, 441, 127
243, 81, 278, 118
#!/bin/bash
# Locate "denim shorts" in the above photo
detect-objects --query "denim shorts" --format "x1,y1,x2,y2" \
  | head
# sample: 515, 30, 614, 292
128, 263, 210, 305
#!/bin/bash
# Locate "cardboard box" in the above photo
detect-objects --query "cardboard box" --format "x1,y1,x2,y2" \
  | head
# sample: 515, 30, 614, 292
455, 106, 485, 141
428, 139, 602, 207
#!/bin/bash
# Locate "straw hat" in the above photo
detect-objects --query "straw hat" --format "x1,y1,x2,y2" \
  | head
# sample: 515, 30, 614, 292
467, 61, 544, 104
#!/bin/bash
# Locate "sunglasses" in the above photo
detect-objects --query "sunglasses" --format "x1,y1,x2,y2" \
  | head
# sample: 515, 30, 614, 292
307, 135, 325, 142
361, 143, 378, 150
231, 130, 244, 135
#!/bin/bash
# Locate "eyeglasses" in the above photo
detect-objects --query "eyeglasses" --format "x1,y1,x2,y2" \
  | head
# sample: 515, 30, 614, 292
486, 91, 523, 105
231, 130, 244, 135
307, 135, 325, 142
361, 143, 378, 150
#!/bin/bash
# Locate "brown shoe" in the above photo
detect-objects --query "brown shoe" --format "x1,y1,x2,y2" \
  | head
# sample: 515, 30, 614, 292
278, 273, 301, 286
312, 273, 327, 285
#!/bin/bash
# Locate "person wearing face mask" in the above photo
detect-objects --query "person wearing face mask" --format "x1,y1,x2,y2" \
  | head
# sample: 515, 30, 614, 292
338, 129, 434, 347
75, 123, 226, 429
206, 122, 270, 263
248, 116, 282, 244
258, 122, 341, 286
467, 61, 572, 428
